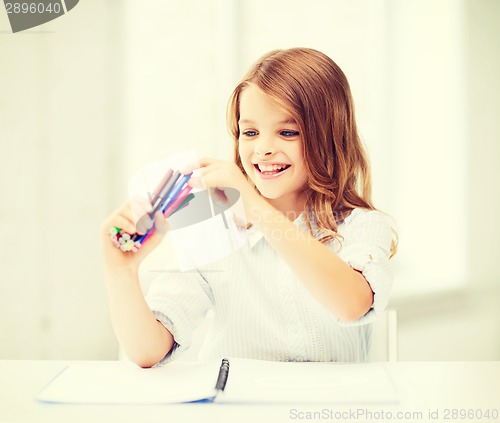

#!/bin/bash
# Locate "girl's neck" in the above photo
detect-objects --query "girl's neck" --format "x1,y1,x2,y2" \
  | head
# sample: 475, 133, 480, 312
266, 191, 308, 222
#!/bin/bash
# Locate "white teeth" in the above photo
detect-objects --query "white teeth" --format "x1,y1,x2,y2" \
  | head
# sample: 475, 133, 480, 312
257, 164, 288, 172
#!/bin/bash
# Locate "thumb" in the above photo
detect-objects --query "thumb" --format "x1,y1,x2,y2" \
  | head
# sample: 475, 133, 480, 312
136, 211, 169, 255
153, 211, 168, 235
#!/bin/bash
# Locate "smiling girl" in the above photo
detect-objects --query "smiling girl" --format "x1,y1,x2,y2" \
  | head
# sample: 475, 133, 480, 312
102, 48, 397, 367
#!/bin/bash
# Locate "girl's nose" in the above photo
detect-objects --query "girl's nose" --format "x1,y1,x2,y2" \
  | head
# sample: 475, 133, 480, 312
256, 149, 273, 157
255, 136, 275, 157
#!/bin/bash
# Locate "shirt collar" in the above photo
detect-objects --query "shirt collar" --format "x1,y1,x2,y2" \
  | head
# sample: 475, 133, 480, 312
246, 212, 307, 249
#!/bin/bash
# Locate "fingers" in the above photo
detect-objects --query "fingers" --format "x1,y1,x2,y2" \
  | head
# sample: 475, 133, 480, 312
212, 188, 229, 206
130, 194, 153, 233
102, 202, 138, 236
135, 213, 153, 234
133, 212, 169, 254
104, 209, 169, 256
181, 156, 219, 174
180, 157, 203, 175
152, 211, 169, 235
186, 162, 224, 189
187, 174, 206, 189
120, 196, 157, 235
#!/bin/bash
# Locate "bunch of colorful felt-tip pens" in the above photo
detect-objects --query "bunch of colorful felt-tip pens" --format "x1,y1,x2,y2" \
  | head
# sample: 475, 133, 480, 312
109, 169, 194, 253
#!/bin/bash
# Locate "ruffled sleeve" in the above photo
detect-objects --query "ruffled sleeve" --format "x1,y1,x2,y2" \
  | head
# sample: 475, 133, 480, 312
144, 270, 214, 364
333, 209, 396, 326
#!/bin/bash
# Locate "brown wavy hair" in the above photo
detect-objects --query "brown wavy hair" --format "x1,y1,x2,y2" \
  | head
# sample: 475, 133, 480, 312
227, 48, 397, 256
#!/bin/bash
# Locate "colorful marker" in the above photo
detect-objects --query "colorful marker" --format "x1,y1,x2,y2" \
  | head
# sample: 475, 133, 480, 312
132, 172, 193, 245
110, 170, 194, 252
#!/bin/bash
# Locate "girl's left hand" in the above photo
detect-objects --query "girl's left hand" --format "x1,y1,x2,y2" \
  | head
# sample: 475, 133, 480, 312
182, 157, 250, 192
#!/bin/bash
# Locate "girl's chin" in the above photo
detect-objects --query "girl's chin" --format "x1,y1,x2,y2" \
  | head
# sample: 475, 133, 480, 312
253, 184, 287, 200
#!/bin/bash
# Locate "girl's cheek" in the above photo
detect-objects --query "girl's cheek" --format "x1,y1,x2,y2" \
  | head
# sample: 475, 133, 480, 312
238, 147, 251, 166
237, 143, 245, 157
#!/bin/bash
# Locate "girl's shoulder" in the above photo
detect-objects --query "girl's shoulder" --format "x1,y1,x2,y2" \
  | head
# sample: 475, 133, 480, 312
299, 207, 396, 242
336, 207, 398, 258
338, 207, 396, 231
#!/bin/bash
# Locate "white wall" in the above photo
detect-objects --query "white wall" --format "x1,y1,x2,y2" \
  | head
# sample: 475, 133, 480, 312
0, 0, 121, 359
394, 0, 500, 361
466, 0, 500, 291
385, 0, 468, 297
0, 0, 498, 361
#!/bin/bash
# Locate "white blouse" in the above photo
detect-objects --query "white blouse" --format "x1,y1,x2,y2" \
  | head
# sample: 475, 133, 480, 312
145, 208, 395, 364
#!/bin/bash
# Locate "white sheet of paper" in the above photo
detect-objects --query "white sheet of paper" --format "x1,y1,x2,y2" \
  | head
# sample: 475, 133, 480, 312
36, 360, 221, 404
36, 359, 398, 405
219, 358, 398, 404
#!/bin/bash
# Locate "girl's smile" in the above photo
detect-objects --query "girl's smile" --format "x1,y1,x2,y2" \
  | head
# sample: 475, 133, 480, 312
253, 162, 292, 178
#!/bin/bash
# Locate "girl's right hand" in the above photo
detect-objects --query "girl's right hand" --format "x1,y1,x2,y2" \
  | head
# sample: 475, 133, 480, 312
101, 201, 169, 273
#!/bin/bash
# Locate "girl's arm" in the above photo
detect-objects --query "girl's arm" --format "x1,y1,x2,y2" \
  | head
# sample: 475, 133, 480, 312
101, 203, 174, 367
105, 268, 174, 368
242, 189, 373, 321
186, 159, 373, 322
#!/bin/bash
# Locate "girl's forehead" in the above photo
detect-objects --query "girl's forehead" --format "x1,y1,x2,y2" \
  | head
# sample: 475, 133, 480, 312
239, 85, 296, 124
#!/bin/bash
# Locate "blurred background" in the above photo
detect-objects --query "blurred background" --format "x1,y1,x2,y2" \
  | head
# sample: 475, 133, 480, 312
0, 0, 499, 361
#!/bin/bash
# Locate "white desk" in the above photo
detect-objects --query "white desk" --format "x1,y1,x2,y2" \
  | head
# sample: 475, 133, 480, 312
1, 360, 499, 423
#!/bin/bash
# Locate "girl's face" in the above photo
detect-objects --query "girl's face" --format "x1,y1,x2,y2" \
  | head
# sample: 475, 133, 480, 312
238, 84, 309, 215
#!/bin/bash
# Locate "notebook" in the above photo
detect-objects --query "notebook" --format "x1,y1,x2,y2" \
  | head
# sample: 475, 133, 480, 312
36, 358, 398, 405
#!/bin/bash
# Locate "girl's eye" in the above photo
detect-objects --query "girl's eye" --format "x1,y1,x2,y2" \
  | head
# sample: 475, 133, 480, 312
280, 130, 300, 137
242, 130, 258, 137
